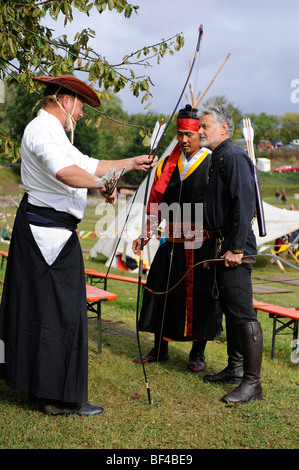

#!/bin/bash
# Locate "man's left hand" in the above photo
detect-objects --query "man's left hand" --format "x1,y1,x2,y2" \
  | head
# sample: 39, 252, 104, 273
99, 187, 117, 206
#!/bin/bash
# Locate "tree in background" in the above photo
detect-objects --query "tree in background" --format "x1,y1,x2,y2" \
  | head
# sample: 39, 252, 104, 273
245, 112, 280, 144
4, 83, 40, 140
0, 0, 184, 160
2, 79, 178, 185
279, 112, 299, 144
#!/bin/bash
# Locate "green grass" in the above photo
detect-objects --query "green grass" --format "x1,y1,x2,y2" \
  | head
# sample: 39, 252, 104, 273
0, 200, 298, 449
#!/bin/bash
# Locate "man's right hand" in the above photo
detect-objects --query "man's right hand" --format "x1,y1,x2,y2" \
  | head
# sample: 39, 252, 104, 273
132, 237, 142, 256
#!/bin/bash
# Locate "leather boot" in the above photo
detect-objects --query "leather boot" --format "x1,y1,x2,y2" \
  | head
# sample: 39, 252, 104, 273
222, 321, 263, 405
203, 317, 243, 384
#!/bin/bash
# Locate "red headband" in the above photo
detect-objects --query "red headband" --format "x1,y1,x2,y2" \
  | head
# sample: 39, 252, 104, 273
176, 118, 199, 132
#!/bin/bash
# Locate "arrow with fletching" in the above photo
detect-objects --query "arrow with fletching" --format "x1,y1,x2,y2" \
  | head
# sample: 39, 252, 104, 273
243, 118, 267, 237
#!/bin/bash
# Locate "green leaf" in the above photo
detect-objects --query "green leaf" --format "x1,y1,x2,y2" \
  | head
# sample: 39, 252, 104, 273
142, 134, 151, 147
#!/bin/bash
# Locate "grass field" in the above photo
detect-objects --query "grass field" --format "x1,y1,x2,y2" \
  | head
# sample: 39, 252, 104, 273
0, 197, 298, 450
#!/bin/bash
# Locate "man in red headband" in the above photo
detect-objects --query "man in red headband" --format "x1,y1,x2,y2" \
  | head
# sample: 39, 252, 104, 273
132, 105, 221, 371
0, 75, 157, 416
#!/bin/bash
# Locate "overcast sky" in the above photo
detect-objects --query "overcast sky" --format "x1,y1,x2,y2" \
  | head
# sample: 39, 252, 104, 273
45, 0, 299, 117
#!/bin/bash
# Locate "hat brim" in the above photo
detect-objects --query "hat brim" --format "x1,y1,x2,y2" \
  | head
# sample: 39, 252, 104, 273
33, 75, 101, 107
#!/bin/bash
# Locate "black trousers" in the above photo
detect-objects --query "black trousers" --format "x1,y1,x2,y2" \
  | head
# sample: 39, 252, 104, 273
214, 263, 257, 326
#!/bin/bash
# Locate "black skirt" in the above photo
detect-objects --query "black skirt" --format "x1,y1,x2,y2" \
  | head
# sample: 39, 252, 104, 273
139, 241, 222, 342
0, 194, 88, 403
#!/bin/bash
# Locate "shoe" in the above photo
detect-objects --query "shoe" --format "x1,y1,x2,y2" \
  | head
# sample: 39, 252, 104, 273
203, 365, 243, 384
44, 401, 105, 416
188, 359, 206, 372
188, 340, 207, 372
134, 347, 169, 364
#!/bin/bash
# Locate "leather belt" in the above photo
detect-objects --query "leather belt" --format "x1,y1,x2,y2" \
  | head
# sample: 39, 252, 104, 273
164, 223, 230, 243
204, 229, 230, 239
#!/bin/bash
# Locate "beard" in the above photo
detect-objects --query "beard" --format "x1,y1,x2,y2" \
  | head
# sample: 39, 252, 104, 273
199, 133, 221, 150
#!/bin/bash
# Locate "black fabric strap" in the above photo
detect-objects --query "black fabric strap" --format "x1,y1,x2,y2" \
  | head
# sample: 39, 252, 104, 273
22, 193, 80, 231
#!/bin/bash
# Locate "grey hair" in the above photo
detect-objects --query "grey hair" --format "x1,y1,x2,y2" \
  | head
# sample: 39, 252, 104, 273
197, 106, 234, 137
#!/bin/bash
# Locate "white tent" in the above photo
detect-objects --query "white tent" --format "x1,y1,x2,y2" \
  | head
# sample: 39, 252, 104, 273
253, 201, 299, 247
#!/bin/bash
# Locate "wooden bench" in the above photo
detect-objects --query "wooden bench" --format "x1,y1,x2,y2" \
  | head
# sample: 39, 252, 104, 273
85, 268, 146, 291
86, 284, 117, 353
0, 250, 8, 270
253, 298, 299, 359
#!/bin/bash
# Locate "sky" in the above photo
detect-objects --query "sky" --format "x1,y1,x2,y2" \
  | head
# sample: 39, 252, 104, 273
44, 0, 299, 118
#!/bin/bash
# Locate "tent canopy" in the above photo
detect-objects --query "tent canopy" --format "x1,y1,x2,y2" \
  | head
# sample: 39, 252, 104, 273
253, 201, 299, 246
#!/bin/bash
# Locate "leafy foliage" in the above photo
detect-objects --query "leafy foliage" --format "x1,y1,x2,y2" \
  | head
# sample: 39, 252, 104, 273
0, 0, 184, 160
245, 112, 280, 144
279, 112, 299, 144
0, 0, 184, 95
1, 79, 177, 185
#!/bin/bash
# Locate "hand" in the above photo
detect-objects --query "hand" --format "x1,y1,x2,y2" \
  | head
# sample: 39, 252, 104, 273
221, 250, 243, 267
99, 186, 117, 206
133, 154, 158, 171
132, 236, 150, 255
203, 261, 210, 270
132, 237, 142, 256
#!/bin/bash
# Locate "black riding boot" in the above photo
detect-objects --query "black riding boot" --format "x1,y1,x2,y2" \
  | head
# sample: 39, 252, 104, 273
222, 321, 263, 405
203, 317, 243, 384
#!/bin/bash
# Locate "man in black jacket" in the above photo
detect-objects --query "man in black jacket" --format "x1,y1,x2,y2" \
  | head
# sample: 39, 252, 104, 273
198, 106, 263, 405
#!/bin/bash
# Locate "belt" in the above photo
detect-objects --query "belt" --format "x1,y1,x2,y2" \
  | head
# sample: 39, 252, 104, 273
165, 236, 205, 243
164, 223, 230, 243
204, 229, 230, 239
165, 223, 205, 243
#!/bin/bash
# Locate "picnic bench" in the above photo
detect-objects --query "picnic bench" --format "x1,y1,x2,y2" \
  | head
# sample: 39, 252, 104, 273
85, 268, 146, 291
253, 298, 299, 359
86, 284, 117, 353
0, 250, 8, 270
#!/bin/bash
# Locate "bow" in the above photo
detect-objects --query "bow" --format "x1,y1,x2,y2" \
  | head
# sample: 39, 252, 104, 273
135, 26, 204, 405
242, 118, 267, 237
143, 252, 299, 296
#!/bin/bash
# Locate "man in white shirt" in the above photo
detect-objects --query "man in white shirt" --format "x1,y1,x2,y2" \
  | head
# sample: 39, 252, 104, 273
0, 75, 157, 416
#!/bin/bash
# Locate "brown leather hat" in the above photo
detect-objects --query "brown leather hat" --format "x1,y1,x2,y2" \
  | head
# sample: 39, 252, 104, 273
33, 74, 101, 107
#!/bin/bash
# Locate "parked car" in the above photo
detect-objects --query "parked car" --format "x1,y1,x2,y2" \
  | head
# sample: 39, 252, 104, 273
274, 165, 299, 173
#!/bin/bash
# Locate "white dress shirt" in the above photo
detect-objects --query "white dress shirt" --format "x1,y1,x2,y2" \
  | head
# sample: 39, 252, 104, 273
21, 109, 99, 265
